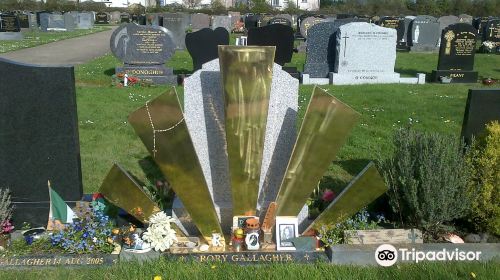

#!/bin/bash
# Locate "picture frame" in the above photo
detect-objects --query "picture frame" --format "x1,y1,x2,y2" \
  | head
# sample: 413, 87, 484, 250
232, 216, 259, 229
275, 216, 298, 251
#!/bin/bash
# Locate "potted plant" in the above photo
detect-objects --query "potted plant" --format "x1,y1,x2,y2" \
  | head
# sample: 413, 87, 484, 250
0, 188, 14, 249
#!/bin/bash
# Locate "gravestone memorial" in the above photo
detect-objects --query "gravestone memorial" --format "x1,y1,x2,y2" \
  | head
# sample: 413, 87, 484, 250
244, 14, 261, 29
163, 13, 190, 49
120, 13, 131, 23
64, 12, 76, 31
77, 12, 93, 29
18, 12, 30, 28
0, 58, 83, 228
138, 14, 147, 25
95, 12, 109, 24
149, 13, 163, 26
191, 13, 210, 31
474, 17, 491, 36
458, 14, 473, 24
299, 16, 325, 38
185, 27, 229, 71
269, 16, 292, 26
110, 11, 121, 24
482, 19, 500, 53
111, 23, 177, 84
212, 15, 232, 33
47, 13, 66, 31
228, 11, 241, 27
432, 23, 478, 83
247, 24, 294, 67
39, 12, 50, 32
328, 22, 402, 85
0, 13, 23, 40
461, 89, 500, 144
438, 15, 460, 31
380, 16, 406, 49
408, 15, 440, 52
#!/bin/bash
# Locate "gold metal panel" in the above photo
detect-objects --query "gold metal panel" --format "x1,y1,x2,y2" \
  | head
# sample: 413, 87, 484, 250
218, 46, 275, 216
128, 89, 223, 243
99, 163, 161, 223
304, 162, 388, 233
275, 86, 361, 216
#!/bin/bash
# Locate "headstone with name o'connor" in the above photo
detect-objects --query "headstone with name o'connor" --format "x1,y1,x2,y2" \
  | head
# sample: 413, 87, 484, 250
329, 22, 401, 85
0, 13, 23, 40
0, 57, 83, 228
162, 13, 190, 49
409, 15, 440, 52
111, 23, 176, 84
191, 13, 210, 31
431, 23, 478, 83
461, 89, 500, 145
185, 27, 229, 71
212, 15, 232, 33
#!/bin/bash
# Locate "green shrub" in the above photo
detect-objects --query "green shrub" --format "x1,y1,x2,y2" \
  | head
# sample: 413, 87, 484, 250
467, 121, 500, 235
379, 128, 472, 235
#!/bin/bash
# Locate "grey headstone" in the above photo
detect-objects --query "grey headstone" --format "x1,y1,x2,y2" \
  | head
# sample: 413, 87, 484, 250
179, 59, 298, 234
459, 14, 473, 24
438, 15, 460, 31
409, 15, 440, 52
191, 13, 210, 31
110, 11, 121, 24
76, 12, 93, 29
212, 15, 232, 33
300, 16, 325, 38
162, 13, 190, 49
39, 12, 50, 32
64, 13, 76, 31
48, 14, 65, 30
228, 11, 241, 26
329, 22, 400, 85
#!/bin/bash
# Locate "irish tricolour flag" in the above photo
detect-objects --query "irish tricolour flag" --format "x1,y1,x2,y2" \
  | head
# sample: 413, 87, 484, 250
47, 180, 76, 230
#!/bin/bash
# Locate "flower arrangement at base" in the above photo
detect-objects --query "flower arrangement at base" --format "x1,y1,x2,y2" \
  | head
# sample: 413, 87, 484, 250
1, 188, 14, 248
50, 201, 115, 254
142, 212, 177, 252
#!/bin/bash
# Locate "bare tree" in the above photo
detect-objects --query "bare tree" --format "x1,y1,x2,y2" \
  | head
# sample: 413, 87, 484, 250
183, 0, 202, 9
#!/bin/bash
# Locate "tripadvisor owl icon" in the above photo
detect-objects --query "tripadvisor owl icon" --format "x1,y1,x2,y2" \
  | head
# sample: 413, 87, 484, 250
375, 244, 398, 266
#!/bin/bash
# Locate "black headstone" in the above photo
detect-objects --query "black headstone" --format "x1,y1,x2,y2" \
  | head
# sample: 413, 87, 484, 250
244, 14, 261, 29
138, 14, 147, 25
0, 58, 83, 228
268, 17, 292, 26
0, 13, 21, 32
432, 23, 478, 83
380, 16, 405, 49
95, 12, 109, 24
185, 27, 229, 71
110, 23, 177, 84
120, 13, 130, 23
247, 24, 294, 66
482, 19, 500, 53
461, 89, 500, 144
17, 13, 30, 28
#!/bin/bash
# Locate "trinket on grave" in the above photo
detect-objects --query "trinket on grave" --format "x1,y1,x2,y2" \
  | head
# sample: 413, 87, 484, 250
245, 232, 260, 250
211, 233, 223, 247
232, 228, 244, 252
245, 218, 260, 234
261, 202, 277, 244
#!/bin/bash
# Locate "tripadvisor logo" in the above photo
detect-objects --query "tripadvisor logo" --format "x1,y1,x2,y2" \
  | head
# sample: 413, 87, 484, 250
375, 244, 482, 266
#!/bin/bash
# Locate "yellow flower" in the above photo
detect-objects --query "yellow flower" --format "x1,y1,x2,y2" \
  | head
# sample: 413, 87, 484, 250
470, 272, 476, 279
211, 265, 217, 269
153, 276, 162, 280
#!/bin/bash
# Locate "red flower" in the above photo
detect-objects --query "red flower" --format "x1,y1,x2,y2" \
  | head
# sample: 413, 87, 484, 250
322, 189, 336, 202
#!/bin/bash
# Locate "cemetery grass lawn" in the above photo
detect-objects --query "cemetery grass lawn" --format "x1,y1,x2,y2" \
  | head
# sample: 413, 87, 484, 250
0, 26, 110, 53
0, 259, 498, 279
74, 50, 500, 194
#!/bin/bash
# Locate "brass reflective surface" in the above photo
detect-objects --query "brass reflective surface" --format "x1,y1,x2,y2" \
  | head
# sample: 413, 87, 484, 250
218, 46, 275, 216
275, 86, 360, 216
99, 163, 161, 223
128, 89, 223, 243
304, 162, 388, 233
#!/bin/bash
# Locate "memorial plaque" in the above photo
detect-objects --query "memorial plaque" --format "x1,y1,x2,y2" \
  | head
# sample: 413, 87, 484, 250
0, 13, 21, 32
408, 15, 440, 52
461, 89, 500, 144
162, 13, 190, 49
110, 23, 177, 84
95, 12, 109, 24
185, 27, 229, 71
110, 11, 121, 24
431, 23, 478, 83
0, 58, 83, 228
0, 254, 118, 267
247, 24, 294, 66
164, 251, 328, 263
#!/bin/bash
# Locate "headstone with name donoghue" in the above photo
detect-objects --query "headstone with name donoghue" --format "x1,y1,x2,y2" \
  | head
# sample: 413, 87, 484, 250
110, 23, 176, 84
0, 57, 83, 228
461, 89, 500, 145
408, 15, 440, 52
185, 27, 229, 71
0, 13, 23, 40
431, 23, 478, 83
329, 22, 401, 85
162, 13, 190, 49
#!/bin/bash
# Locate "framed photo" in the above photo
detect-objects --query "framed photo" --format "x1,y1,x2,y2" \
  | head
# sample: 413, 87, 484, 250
232, 216, 259, 229
275, 216, 298, 251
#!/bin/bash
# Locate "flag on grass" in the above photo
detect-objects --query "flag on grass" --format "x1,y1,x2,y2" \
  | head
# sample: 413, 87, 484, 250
47, 180, 76, 230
